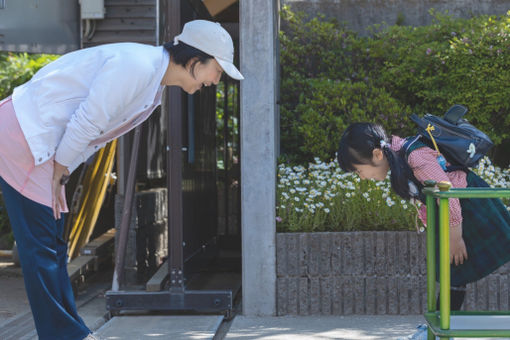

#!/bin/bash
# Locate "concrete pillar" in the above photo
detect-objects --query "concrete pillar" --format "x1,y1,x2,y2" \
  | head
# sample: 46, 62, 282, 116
240, 0, 279, 316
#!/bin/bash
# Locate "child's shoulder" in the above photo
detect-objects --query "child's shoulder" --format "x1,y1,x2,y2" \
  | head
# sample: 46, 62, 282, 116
401, 136, 439, 167
391, 135, 430, 156
402, 136, 431, 157
390, 135, 406, 152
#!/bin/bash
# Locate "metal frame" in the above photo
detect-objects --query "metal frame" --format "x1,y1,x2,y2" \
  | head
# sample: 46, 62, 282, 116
106, 0, 236, 317
106, 290, 232, 315
166, 0, 185, 294
423, 181, 510, 339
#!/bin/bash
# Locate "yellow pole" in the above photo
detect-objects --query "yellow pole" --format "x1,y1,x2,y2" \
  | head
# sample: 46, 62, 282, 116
68, 140, 117, 258
77, 140, 117, 254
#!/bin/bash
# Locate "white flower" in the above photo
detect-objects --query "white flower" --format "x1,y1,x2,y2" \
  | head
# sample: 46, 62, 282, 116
294, 197, 300, 202
324, 208, 330, 213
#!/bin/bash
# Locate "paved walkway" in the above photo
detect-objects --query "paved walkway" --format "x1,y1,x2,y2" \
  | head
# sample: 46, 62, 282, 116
2, 259, 507, 340
224, 315, 425, 340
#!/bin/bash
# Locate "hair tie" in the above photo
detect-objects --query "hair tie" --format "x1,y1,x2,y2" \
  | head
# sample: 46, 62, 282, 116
380, 140, 389, 149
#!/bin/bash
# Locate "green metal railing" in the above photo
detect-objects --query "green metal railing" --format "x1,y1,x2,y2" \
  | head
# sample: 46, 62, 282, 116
423, 180, 510, 339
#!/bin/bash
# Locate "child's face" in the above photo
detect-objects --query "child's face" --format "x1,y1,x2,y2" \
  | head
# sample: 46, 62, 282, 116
352, 149, 389, 181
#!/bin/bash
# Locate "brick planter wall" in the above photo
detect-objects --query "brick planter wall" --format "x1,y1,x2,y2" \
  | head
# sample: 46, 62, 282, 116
276, 232, 510, 315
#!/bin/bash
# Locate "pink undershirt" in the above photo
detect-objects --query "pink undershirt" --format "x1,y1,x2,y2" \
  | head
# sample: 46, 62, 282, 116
0, 96, 69, 211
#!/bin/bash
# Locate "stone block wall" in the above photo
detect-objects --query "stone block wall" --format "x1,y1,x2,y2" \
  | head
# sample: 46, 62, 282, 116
276, 232, 510, 315
282, 0, 510, 36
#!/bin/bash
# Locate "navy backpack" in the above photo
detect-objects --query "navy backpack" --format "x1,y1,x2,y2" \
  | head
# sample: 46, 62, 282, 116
404, 104, 493, 171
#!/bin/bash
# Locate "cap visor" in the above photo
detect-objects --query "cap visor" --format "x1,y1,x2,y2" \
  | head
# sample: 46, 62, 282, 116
216, 58, 244, 80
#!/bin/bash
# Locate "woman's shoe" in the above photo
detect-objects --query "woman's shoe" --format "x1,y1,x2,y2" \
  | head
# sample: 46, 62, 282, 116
397, 324, 428, 340
397, 324, 452, 340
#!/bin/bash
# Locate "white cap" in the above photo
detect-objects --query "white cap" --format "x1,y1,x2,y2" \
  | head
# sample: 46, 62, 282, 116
173, 20, 244, 80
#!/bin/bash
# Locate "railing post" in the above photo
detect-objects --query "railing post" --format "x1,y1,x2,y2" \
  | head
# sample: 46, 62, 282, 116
437, 181, 452, 331
423, 184, 510, 338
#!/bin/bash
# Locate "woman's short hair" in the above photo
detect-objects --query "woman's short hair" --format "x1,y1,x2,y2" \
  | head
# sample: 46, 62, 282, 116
163, 41, 213, 77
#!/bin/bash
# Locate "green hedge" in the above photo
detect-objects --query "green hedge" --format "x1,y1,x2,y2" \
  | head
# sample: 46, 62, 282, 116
280, 7, 510, 164
0, 192, 13, 249
0, 52, 58, 100
293, 78, 411, 161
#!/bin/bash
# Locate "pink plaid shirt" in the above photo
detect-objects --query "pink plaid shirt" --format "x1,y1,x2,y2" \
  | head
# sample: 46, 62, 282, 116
391, 135, 466, 227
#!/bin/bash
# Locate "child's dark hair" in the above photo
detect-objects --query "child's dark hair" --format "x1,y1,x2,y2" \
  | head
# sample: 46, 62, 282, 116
163, 41, 213, 77
337, 122, 415, 200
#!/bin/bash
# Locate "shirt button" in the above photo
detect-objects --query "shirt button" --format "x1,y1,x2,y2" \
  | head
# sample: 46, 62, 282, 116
47, 152, 50, 156
38, 157, 42, 162
95, 146, 99, 149
123, 118, 127, 122
100, 130, 104, 134
144, 105, 148, 108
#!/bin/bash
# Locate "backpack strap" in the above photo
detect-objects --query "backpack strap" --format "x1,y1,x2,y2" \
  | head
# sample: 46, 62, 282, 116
403, 135, 468, 173
401, 136, 430, 203
402, 135, 428, 157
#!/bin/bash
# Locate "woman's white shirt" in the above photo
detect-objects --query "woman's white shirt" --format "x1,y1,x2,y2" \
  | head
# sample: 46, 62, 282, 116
12, 42, 169, 173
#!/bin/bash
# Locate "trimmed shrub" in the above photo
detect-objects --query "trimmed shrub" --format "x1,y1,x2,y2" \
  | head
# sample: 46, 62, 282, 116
280, 7, 510, 165
0, 52, 58, 100
293, 78, 411, 161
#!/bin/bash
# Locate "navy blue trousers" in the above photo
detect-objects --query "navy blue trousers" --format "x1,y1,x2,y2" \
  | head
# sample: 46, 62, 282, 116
0, 177, 91, 340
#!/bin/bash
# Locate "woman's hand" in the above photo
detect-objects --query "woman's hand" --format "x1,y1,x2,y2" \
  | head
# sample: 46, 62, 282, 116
52, 161, 69, 220
450, 223, 468, 266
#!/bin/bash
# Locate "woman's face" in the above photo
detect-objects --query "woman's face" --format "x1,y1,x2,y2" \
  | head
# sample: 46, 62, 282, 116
183, 58, 223, 94
352, 149, 389, 181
